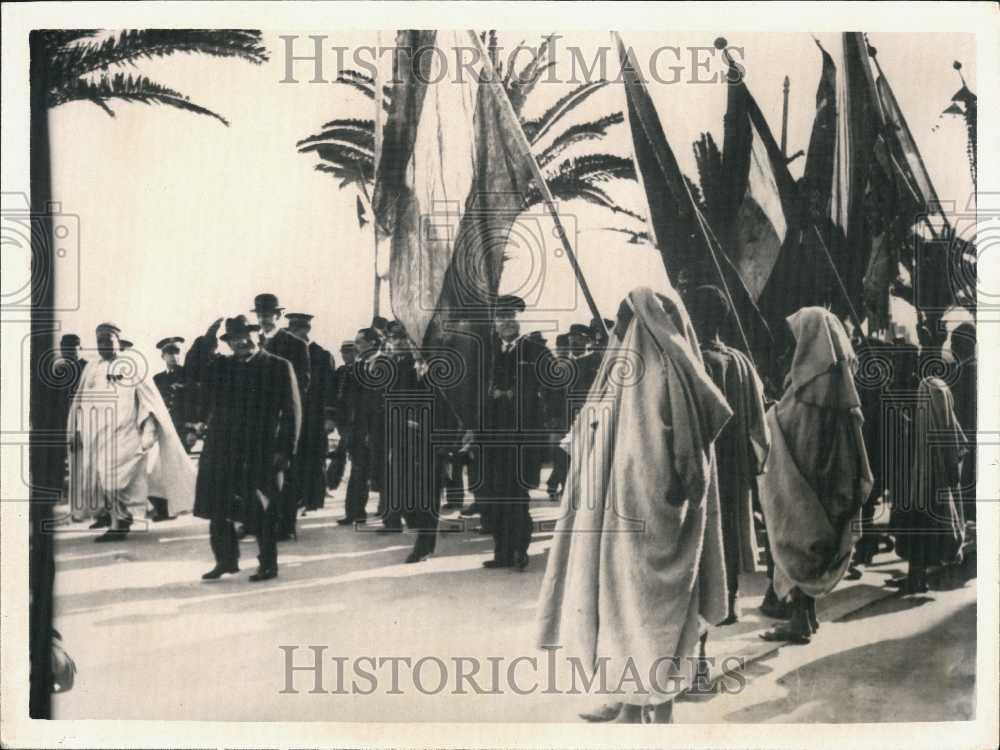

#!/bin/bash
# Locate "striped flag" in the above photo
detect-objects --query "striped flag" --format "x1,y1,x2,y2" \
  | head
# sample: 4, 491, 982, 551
372, 31, 533, 431
720, 57, 797, 301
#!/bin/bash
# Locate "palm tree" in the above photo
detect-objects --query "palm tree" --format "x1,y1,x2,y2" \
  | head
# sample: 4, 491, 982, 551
39, 29, 268, 122
28, 28, 267, 719
296, 32, 641, 223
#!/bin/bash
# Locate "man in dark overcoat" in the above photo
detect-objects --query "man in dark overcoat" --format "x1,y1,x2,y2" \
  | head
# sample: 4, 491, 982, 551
193, 315, 302, 582
283, 313, 337, 531
480, 294, 546, 570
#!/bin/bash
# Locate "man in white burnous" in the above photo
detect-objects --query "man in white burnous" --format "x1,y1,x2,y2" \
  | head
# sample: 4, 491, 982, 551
68, 322, 195, 541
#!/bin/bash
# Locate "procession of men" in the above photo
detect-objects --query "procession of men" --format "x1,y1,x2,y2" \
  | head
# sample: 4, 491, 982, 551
60, 275, 977, 715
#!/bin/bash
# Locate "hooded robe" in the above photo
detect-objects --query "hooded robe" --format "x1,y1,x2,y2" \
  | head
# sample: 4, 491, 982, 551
67, 356, 196, 520
536, 286, 732, 705
892, 377, 966, 566
758, 307, 873, 599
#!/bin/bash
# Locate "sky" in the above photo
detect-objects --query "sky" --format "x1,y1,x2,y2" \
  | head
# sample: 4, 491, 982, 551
44, 29, 976, 369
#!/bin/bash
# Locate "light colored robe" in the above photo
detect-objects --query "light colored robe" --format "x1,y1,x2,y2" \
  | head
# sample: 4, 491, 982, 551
759, 307, 873, 599
536, 286, 732, 705
67, 356, 195, 520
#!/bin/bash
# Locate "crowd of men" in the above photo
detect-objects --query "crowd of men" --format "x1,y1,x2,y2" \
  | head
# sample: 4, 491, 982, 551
55, 284, 977, 716
57, 292, 617, 577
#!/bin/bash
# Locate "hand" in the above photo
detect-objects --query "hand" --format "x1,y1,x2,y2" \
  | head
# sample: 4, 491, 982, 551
273, 452, 291, 471
139, 420, 157, 452
207, 317, 224, 337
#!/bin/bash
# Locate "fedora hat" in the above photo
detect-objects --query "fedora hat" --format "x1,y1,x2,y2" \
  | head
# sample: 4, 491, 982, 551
251, 293, 283, 314
220, 315, 261, 342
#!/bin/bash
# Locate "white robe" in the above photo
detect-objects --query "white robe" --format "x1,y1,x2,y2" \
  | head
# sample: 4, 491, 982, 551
67, 357, 195, 520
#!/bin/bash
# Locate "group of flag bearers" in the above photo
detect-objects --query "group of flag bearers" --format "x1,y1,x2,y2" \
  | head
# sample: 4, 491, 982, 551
55, 27, 977, 723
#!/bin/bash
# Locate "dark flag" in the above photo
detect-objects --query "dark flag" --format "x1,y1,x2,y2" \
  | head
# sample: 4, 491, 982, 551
614, 32, 766, 358
373, 30, 534, 433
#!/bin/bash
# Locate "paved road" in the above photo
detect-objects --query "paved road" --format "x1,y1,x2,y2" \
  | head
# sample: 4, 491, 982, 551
50, 492, 977, 723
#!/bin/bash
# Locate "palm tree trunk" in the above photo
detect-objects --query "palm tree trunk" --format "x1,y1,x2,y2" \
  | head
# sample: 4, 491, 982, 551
29, 30, 56, 718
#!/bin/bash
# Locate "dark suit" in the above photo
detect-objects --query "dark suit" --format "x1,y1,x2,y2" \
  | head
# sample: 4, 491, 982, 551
193, 348, 302, 571
545, 351, 601, 494
341, 353, 386, 521
296, 341, 337, 514
262, 328, 310, 395
53, 357, 87, 485
153, 367, 188, 439
481, 336, 545, 564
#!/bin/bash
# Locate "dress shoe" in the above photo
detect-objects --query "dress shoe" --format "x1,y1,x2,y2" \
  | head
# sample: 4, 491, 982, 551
482, 559, 512, 569
201, 564, 239, 580
405, 551, 429, 564
249, 567, 278, 582
94, 528, 129, 543
579, 702, 623, 722
88, 516, 110, 530
337, 517, 356, 526
514, 551, 529, 571
459, 503, 481, 517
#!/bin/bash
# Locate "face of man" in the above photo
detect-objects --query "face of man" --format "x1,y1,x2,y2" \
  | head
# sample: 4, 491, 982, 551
341, 348, 357, 365
61, 344, 82, 362
388, 333, 409, 353
495, 311, 520, 342
256, 311, 279, 332
355, 333, 375, 356
289, 323, 311, 341
96, 331, 120, 361
162, 350, 180, 369
226, 333, 256, 361
568, 333, 587, 355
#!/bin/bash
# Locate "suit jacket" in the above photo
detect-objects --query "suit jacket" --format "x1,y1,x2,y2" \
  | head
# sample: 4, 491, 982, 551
193, 348, 302, 521
300, 340, 337, 459
263, 328, 311, 395
153, 367, 187, 430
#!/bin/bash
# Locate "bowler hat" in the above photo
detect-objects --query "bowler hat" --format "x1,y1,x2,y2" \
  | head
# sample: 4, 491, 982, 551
60, 333, 81, 347
496, 294, 526, 314
340, 340, 358, 351
96, 322, 122, 336
568, 323, 592, 339
251, 293, 283, 314
220, 315, 261, 342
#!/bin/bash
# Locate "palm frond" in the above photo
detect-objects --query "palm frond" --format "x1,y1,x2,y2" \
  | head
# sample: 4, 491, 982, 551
521, 80, 608, 144
334, 69, 392, 111
48, 30, 267, 88
537, 113, 624, 168
296, 119, 375, 153
301, 141, 374, 183
547, 153, 637, 184
49, 72, 230, 124
506, 33, 556, 112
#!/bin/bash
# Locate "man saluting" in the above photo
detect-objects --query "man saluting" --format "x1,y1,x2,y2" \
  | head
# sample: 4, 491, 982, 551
192, 316, 302, 582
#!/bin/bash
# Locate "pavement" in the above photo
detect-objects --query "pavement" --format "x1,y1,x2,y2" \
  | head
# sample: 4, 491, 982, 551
50, 482, 977, 723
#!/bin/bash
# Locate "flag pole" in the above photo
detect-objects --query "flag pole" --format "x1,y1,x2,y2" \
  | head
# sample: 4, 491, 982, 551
467, 30, 603, 326
372, 30, 385, 319
810, 224, 865, 333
